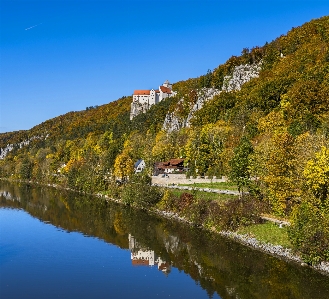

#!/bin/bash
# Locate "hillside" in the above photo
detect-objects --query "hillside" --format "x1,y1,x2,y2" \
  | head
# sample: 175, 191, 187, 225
1, 16, 329, 264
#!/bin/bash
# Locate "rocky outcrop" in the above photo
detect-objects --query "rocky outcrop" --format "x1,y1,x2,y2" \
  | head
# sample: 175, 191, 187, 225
0, 135, 48, 159
163, 61, 262, 132
130, 101, 149, 120
222, 61, 262, 92
185, 88, 221, 127
162, 88, 220, 132
0, 144, 14, 160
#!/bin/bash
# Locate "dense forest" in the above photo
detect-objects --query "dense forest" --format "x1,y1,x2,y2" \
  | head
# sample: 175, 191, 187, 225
1, 16, 329, 264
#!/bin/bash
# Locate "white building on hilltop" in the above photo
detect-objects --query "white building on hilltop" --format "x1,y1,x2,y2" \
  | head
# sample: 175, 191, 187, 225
130, 80, 176, 120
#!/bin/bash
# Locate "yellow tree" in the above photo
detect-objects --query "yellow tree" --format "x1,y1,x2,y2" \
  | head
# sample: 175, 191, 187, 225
113, 151, 134, 181
303, 146, 329, 207
263, 132, 301, 216
152, 130, 179, 162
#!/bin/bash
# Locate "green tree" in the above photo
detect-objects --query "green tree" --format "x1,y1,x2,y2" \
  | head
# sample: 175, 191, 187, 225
229, 136, 253, 194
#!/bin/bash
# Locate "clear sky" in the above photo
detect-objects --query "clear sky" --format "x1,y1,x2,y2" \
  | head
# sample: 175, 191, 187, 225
0, 0, 328, 133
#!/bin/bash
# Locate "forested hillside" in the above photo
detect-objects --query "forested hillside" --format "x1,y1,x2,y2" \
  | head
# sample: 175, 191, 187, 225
1, 16, 329, 264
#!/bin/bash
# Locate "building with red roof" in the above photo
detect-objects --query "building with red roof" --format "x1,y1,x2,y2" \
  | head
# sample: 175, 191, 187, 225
130, 80, 176, 119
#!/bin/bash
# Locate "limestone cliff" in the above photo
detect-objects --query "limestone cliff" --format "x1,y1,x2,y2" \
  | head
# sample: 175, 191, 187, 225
163, 61, 262, 132
222, 61, 262, 92
163, 88, 220, 132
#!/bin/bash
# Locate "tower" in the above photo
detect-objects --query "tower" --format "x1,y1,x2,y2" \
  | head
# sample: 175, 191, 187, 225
162, 80, 172, 90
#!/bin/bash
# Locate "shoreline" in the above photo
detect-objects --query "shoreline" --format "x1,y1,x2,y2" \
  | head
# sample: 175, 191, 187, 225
149, 204, 329, 277
2, 178, 329, 277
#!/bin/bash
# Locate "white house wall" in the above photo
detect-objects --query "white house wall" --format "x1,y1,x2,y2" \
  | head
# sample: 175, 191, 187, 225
131, 81, 176, 119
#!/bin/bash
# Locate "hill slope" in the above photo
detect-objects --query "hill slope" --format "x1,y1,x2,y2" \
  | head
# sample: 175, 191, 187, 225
1, 15, 329, 265
1, 15, 328, 205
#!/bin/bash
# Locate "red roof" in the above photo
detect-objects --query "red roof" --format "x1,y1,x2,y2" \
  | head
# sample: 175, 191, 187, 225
155, 159, 184, 170
160, 86, 172, 94
132, 259, 150, 266
169, 159, 184, 166
134, 90, 150, 95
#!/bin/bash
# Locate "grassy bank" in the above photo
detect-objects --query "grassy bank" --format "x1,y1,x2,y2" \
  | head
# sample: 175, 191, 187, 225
178, 181, 238, 191
170, 188, 238, 201
238, 222, 292, 248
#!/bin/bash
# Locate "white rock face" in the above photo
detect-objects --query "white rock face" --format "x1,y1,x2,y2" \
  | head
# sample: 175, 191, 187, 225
163, 61, 262, 132
130, 101, 149, 120
162, 104, 186, 133
185, 88, 221, 127
0, 135, 47, 159
163, 88, 221, 132
222, 61, 262, 92
0, 144, 14, 160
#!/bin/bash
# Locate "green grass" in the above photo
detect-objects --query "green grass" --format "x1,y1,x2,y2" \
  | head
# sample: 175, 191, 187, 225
178, 182, 238, 191
170, 189, 237, 201
238, 222, 292, 248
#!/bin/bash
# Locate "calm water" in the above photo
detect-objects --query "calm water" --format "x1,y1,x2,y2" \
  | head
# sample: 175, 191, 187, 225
0, 182, 328, 299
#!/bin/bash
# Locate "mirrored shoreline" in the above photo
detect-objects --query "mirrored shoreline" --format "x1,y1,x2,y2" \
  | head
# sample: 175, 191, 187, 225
1, 181, 328, 299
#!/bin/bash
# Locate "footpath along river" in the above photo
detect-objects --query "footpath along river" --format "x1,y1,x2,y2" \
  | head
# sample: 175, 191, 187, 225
0, 181, 328, 299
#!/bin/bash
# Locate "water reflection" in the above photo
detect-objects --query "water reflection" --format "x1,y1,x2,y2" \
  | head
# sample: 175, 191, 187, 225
0, 190, 20, 201
1, 181, 329, 299
129, 234, 171, 274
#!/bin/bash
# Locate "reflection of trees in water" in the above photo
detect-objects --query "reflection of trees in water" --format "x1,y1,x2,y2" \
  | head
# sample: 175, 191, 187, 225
1, 181, 329, 299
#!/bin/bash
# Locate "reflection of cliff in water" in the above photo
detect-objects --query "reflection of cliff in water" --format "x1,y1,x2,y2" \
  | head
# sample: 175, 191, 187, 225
0, 189, 20, 202
1, 181, 329, 299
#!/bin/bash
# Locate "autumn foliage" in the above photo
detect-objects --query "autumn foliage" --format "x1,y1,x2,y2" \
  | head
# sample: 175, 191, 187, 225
1, 16, 329, 263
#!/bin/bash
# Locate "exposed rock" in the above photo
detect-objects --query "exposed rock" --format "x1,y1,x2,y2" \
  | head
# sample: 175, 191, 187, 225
0, 135, 48, 159
163, 88, 220, 132
163, 61, 262, 132
185, 88, 221, 127
222, 61, 262, 92
130, 101, 149, 120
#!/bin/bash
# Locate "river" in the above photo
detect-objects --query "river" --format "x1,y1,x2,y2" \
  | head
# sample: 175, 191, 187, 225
0, 181, 328, 299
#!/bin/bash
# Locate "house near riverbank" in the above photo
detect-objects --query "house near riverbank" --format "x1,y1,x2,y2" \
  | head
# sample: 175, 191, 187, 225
134, 159, 146, 173
154, 158, 185, 175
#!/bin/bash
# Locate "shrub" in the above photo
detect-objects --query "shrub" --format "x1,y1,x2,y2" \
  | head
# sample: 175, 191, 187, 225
219, 195, 264, 231
121, 174, 163, 208
106, 179, 122, 199
177, 192, 195, 212
288, 201, 329, 264
156, 189, 177, 211
184, 198, 209, 225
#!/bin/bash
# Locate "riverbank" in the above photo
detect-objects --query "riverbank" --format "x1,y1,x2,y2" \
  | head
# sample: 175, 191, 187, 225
148, 203, 329, 276
2, 178, 329, 276
100, 187, 329, 277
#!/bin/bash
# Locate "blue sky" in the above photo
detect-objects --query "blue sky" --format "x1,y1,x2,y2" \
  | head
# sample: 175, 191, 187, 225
1, 0, 328, 133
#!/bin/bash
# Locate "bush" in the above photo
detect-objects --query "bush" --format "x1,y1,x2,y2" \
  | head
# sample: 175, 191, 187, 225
121, 174, 163, 208
156, 189, 177, 211
219, 195, 264, 231
106, 179, 122, 199
288, 202, 329, 264
177, 192, 195, 212
183, 198, 209, 225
